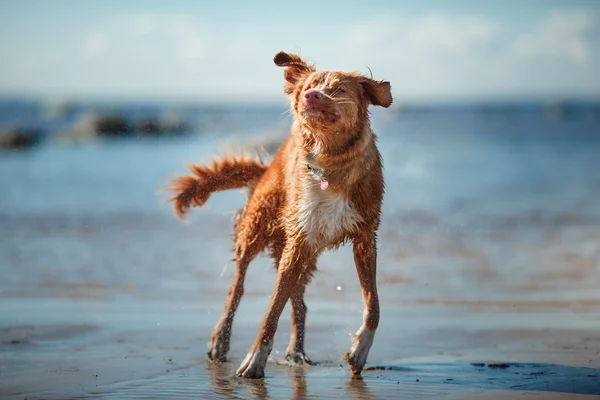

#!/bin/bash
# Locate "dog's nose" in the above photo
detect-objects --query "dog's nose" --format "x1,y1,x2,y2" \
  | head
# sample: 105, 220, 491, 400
304, 89, 323, 102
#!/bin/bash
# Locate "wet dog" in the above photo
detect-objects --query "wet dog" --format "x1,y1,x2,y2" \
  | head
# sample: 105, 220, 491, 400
168, 51, 392, 378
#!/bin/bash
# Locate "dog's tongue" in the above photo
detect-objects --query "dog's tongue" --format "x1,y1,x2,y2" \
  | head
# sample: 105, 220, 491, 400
320, 179, 329, 190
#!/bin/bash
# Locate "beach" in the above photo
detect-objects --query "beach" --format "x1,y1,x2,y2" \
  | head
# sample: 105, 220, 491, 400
1, 104, 600, 399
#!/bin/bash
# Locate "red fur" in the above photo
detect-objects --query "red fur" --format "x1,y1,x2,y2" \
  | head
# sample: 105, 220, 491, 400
168, 153, 267, 218
168, 51, 392, 378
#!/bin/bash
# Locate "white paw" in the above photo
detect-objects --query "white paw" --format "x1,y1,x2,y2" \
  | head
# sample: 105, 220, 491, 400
344, 327, 375, 375
236, 343, 272, 379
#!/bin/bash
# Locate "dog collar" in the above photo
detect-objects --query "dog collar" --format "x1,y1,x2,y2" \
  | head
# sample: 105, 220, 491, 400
306, 163, 329, 190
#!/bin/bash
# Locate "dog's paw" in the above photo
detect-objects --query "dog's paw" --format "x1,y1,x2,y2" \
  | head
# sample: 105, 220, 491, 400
236, 344, 272, 378
344, 328, 375, 376
207, 328, 230, 362
285, 351, 313, 366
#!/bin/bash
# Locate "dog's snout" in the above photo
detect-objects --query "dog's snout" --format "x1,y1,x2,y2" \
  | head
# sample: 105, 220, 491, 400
304, 89, 323, 102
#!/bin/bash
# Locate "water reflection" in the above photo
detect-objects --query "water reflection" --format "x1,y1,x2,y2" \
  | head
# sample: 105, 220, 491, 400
205, 359, 271, 400
345, 376, 376, 400
205, 358, 379, 400
285, 365, 308, 400
205, 360, 239, 399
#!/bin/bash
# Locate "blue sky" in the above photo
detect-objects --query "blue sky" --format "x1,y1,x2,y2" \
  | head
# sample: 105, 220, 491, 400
1, 0, 599, 103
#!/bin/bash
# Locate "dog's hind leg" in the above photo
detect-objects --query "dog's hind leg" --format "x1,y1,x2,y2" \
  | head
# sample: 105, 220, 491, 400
207, 205, 270, 362
206, 255, 253, 362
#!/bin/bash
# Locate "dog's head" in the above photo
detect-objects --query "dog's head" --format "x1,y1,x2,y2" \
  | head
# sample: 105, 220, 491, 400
274, 51, 392, 137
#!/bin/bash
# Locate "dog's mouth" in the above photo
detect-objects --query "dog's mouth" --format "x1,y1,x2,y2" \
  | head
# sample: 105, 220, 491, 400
301, 105, 340, 123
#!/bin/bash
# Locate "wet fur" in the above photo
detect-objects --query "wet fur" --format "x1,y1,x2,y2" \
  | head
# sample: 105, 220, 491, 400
167, 51, 392, 378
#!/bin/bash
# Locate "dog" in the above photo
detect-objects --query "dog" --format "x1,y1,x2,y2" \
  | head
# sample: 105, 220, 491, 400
168, 51, 392, 379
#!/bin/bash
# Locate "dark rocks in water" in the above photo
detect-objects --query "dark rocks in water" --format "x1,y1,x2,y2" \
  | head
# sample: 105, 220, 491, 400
0, 127, 43, 151
487, 363, 510, 369
470, 362, 511, 369
60, 114, 134, 142
57, 112, 193, 143
94, 115, 134, 137
137, 116, 191, 136
138, 119, 162, 135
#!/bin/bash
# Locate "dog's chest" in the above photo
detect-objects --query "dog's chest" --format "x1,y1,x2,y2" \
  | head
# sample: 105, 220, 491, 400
297, 179, 363, 245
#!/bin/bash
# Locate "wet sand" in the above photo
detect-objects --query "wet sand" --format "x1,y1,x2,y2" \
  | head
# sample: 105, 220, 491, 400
1, 211, 600, 399
1, 301, 599, 399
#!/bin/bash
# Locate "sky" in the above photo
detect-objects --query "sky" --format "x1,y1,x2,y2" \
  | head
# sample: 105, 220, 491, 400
0, 0, 599, 104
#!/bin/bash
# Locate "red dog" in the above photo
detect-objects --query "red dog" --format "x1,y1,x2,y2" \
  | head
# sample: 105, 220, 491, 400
169, 51, 392, 378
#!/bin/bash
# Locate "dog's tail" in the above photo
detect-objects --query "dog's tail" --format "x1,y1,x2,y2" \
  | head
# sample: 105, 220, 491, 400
167, 152, 268, 219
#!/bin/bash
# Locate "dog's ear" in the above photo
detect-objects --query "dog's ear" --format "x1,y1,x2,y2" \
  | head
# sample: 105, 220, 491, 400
274, 51, 315, 94
360, 78, 393, 108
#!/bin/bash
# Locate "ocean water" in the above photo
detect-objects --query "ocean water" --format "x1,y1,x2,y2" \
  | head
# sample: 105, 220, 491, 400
1, 102, 600, 306
1, 102, 600, 398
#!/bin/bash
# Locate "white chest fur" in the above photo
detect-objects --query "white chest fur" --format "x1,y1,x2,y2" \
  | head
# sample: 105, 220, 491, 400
297, 178, 363, 246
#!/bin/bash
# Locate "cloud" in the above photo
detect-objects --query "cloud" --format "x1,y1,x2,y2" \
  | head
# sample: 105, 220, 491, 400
92, 13, 211, 63
130, 14, 157, 37
337, 10, 599, 100
336, 14, 499, 99
513, 11, 596, 63
340, 14, 496, 64
343, 14, 496, 56
503, 11, 600, 97
83, 32, 110, 58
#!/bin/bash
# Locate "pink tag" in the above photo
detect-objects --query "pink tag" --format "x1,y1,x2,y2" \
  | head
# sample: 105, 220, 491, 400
320, 179, 329, 190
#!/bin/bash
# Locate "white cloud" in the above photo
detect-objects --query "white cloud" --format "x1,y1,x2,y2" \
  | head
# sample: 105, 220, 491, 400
181, 36, 207, 60
403, 14, 496, 54
110, 13, 211, 62
513, 11, 595, 63
131, 14, 157, 36
59, 13, 274, 99
83, 32, 110, 58
341, 14, 496, 59
336, 10, 599, 100
335, 14, 499, 99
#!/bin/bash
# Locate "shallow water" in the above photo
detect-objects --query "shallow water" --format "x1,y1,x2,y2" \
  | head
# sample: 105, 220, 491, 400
1, 107, 600, 399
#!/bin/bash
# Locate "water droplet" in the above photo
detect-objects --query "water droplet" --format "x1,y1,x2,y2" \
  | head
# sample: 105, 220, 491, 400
337, 286, 342, 291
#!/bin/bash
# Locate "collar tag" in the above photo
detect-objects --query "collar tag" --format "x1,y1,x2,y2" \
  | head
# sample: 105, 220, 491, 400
307, 163, 329, 190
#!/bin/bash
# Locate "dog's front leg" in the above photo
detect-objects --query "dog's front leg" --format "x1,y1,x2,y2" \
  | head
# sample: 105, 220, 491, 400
236, 239, 310, 378
344, 233, 380, 376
